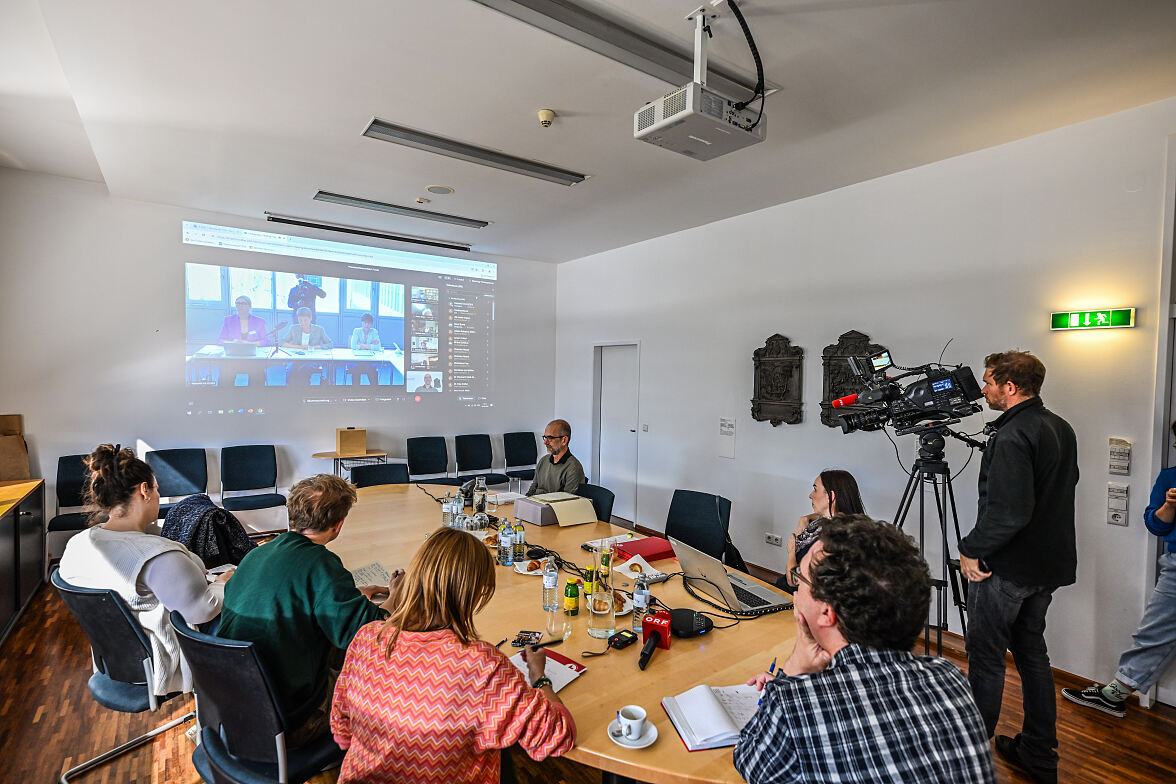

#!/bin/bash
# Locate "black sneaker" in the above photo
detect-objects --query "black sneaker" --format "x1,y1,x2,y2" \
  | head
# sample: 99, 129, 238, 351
1061, 684, 1127, 718
995, 735, 1057, 784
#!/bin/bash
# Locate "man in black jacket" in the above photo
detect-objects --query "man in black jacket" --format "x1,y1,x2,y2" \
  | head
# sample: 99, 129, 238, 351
958, 350, 1078, 784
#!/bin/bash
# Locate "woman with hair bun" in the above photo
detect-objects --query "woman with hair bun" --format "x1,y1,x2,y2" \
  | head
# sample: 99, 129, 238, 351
57, 444, 231, 696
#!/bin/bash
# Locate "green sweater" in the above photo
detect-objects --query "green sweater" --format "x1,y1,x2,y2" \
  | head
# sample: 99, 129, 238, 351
217, 532, 385, 728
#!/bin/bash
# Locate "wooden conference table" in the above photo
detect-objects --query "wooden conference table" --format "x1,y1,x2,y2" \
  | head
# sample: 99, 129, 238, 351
327, 484, 797, 784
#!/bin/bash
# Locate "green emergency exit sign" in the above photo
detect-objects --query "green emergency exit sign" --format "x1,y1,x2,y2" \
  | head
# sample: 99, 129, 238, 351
1050, 308, 1135, 330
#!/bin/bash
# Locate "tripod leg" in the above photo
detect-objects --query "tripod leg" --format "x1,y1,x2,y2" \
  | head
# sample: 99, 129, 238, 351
944, 473, 969, 635
892, 468, 920, 535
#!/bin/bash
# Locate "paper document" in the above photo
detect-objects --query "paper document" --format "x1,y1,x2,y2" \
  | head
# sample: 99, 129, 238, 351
508, 648, 586, 693
531, 491, 579, 502
489, 491, 526, 504
582, 533, 643, 550
351, 561, 392, 587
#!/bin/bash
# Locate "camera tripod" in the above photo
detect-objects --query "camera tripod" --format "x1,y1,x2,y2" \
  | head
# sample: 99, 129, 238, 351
893, 425, 985, 655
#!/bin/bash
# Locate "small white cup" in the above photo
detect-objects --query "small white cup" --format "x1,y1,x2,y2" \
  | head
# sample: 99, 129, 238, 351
618, 704, 647, 740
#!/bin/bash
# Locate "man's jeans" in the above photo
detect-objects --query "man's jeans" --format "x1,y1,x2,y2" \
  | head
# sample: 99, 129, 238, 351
966, 574, 1058, 770
1115, 551, 1176, 693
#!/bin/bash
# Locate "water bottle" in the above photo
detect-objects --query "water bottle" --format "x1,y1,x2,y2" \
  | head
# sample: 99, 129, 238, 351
442, 493, 455, 527
513, 518, 525, 563
541, 557, 559, 611
497, 517, 515, 566
632, 573, 651, 632
474, 476, 488, 513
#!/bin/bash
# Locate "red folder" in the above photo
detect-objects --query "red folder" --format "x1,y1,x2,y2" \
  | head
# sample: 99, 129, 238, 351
616, 536, 675, 563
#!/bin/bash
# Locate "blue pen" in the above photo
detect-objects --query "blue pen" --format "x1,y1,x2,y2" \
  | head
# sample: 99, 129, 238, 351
757, 657, 778, 706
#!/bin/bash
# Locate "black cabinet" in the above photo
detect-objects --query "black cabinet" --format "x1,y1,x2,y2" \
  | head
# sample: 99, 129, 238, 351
1, 481, 45, 647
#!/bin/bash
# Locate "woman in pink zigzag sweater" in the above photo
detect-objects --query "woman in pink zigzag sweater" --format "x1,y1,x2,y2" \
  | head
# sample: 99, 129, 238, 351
331, 527, 577, 784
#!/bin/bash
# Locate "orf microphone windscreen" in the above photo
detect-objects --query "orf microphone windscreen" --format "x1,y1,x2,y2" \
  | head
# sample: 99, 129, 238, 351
831, 393, 858, 408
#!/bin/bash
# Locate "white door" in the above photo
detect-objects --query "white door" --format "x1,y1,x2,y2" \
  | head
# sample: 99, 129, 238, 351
597, 344, 639, 522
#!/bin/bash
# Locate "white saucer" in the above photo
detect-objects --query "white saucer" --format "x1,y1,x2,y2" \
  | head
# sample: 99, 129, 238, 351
607, 720, 658, 749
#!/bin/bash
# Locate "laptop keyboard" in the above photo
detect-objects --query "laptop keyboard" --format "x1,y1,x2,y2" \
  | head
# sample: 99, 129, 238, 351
732, 583, 770, 608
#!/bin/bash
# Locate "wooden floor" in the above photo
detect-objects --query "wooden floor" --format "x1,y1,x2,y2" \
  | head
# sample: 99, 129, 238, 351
3, 582, 1175, 784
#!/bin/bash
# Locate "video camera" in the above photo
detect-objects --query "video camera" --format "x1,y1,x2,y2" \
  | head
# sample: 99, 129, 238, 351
833, 349, 983, 436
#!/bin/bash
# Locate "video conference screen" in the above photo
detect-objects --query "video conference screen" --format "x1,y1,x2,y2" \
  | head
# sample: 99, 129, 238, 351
182, 222, 495, 410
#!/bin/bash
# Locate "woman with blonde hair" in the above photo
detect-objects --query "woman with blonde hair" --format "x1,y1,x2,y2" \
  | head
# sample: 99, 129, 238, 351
330, 527, 576, 784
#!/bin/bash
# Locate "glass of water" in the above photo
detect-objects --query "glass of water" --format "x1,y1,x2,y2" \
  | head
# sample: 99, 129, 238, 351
508, 476, 522, 496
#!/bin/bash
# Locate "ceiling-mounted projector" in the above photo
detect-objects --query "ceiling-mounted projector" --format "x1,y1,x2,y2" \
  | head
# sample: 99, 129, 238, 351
634, 3, 766, 161
634, 83, 765, 161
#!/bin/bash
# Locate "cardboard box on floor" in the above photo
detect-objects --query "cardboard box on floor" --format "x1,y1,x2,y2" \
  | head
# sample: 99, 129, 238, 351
0, 414, 30, 481
514, 492, 598, 527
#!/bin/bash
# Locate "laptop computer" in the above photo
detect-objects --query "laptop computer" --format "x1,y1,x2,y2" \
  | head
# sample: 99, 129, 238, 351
223, 342, 258, 357
669, 536, 792, 613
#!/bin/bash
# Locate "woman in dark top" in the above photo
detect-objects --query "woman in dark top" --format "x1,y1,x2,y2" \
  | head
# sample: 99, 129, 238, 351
776, 469, 865, 593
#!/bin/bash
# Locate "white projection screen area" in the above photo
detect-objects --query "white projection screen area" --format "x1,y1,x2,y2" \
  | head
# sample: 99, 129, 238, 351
182, 222, 496, 409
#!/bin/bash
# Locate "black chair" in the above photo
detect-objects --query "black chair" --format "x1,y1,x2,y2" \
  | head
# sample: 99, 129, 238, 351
350, 463, 409, 488
47, 454, 91, 565
454, 434, 510, 485
170, 612, 344, 784
502, 431, 538, 481
665, 489, 748, 573
51, 570, 194, 783
220, 445, 287, 511
405, 436, 463, 486
576, 483, 615, 523
146, 448, 208, 518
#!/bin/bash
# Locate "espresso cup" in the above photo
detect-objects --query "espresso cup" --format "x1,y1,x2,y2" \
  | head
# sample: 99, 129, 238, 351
618, 704, 647, 739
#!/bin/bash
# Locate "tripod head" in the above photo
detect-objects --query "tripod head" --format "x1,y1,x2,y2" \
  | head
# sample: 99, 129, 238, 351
908, 423, 987, 468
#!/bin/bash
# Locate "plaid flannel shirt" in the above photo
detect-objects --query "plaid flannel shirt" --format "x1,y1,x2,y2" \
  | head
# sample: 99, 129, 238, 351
733, 643, 995, 784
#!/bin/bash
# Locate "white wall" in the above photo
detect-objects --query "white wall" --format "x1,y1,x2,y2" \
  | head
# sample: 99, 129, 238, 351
555, 97, 1176, 683
0, 167, 557, 492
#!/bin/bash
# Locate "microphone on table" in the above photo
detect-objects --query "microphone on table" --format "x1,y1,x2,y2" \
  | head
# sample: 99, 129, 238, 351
639, 610, 672, 671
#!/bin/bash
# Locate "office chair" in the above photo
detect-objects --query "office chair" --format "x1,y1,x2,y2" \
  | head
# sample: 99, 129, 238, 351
576, 483, 615, 523
170, 612, 344, 784
350, 463, 409, 488
146, 448, 208, 518
502, 431, 538, 481
51, 570, 195, 783
47, 454, 91, 566
454, 434, 510, 485
220, 445, 287, 511
405, 437, 463, 486
665, 489, 748, 573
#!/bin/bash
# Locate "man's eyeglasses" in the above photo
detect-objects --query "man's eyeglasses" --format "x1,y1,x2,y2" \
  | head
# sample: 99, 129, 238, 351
789, 565, 812, 587
541, 434, 566, 442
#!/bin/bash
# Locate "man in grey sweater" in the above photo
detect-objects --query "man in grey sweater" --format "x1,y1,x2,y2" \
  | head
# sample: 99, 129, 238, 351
526, 419, 586, 496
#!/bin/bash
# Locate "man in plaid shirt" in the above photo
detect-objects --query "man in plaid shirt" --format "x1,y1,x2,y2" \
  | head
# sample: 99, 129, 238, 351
733, 517, 995, 784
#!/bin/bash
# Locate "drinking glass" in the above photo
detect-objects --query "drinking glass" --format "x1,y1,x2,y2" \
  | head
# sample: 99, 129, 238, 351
587, 544, 617, 639
509, 476, 522, 496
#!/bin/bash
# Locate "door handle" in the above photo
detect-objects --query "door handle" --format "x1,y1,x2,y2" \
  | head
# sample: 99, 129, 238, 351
629, 429, 636, 432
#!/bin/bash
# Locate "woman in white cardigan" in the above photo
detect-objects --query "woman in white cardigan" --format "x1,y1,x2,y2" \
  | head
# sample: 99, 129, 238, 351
58, 444, 232, 696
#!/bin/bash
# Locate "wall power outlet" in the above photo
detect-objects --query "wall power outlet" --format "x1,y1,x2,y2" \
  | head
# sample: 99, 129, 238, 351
764, 533, 783, 547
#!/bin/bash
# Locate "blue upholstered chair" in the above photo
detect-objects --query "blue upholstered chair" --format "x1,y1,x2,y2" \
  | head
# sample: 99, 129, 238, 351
454, 434, 510, 485
47, 454, 91, 565
220, 445, 287, 511
576, 483, 615, 522
51, 570, 195, 783
405, 437, 463, 486
666, 489, 747, 573
146, 448, 208, 518
502, 431, 538, 481
350, 463, 409, 488
170, 612, 344, 784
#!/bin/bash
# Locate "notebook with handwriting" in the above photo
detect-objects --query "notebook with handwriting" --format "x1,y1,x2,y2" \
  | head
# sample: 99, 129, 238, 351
662, 683, 760, 751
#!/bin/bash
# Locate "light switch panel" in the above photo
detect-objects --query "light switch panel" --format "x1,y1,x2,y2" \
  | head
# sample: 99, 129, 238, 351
1107, 482, 1128, 526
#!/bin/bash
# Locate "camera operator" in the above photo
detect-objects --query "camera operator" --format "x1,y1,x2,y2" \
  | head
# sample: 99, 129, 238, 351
957, 350, 1078, 784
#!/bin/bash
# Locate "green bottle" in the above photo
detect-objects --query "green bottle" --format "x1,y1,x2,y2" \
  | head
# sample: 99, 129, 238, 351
563, 578, 579, 616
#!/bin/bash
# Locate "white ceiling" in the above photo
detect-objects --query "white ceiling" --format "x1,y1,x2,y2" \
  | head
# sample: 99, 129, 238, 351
4, 0, 1176, 263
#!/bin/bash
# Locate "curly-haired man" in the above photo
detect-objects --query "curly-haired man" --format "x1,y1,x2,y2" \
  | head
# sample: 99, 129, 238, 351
734, 516, 995, 783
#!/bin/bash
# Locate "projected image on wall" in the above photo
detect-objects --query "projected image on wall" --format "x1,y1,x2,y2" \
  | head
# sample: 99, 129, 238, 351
181, 222, 496, 407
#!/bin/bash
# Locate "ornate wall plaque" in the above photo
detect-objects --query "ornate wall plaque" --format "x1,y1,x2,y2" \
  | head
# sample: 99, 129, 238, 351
751, 334, 803, 426
820, 330, 887, 428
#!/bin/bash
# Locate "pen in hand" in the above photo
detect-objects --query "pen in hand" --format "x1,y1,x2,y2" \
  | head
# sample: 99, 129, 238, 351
757, 657, 778, 706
